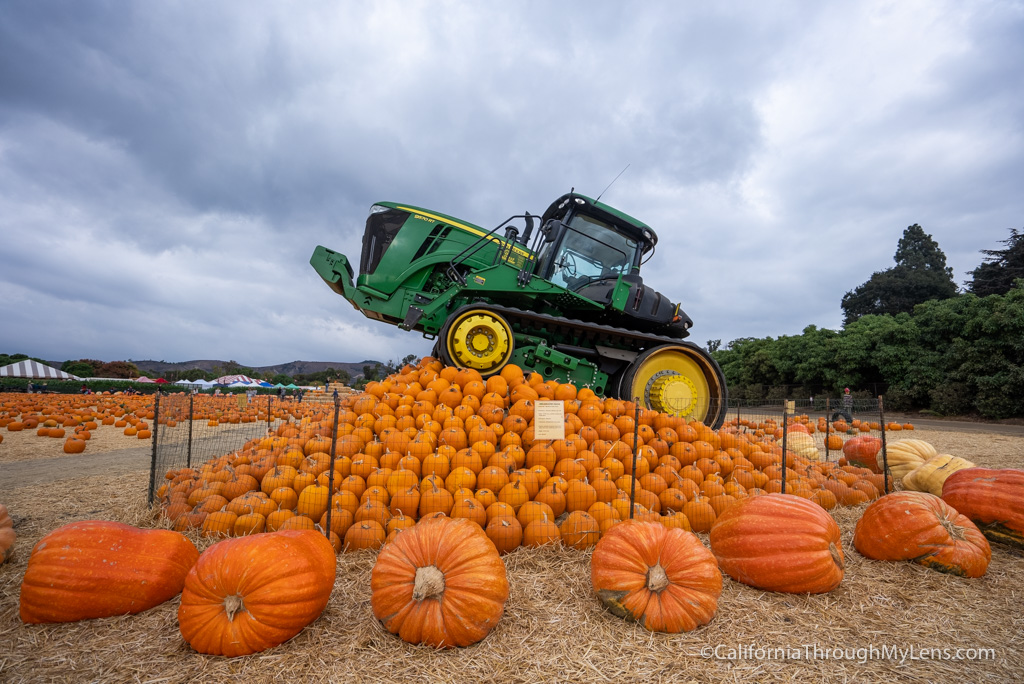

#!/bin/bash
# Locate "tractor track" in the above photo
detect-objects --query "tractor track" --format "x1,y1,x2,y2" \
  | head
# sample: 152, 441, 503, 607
468, 302, 700, 352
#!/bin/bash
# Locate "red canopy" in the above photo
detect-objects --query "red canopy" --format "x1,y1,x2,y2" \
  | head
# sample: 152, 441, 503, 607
154, 378, 169, 384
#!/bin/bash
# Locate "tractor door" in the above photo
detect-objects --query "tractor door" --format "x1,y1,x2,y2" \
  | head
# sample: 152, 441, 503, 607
538, 214, 639, 291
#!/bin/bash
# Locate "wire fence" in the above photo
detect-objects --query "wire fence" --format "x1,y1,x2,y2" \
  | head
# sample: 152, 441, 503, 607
150, 387, 911, 551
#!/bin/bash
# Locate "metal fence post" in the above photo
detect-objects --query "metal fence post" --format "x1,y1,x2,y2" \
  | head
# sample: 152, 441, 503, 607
780, 400, 790, 495
148, 390, 160, 505
878, 396, 890, 494
629, 401, 640, 518
325, 394, 341, 544
187, 391, 194, 468
824, 398, 831, 461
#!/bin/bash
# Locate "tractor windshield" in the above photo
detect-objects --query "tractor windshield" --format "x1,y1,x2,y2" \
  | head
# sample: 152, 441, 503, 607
548, 214, 639, 290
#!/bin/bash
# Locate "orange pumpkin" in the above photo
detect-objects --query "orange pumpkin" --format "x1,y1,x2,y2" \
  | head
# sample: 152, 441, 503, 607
178, 529, 336, 656
709, 494, 844, 593
842, 435, 882, 473
853, 492, 990, 577
20, 521, 199, 623
591, 520, 722, 632
940, 468, 1024, 549
371, 516, 509, 648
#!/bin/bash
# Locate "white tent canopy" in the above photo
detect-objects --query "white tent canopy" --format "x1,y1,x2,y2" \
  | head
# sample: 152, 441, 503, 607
176, 379, 215, 387
0, 360, 81, 380
213, 374, 260, 385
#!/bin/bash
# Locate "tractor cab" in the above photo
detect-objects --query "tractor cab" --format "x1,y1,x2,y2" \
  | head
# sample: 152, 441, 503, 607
533, 193, 691, 338
534, 193, 655, 290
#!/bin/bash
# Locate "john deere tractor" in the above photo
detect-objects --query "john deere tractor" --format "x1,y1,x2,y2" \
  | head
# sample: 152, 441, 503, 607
310, 192, 728, 427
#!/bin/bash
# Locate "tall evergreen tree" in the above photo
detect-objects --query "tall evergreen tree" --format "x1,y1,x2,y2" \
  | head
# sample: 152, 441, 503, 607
966, 228, 1024, 296
841, 224, 957, 324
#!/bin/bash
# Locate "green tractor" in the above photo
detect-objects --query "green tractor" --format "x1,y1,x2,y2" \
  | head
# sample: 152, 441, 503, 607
310, 191, 728, 427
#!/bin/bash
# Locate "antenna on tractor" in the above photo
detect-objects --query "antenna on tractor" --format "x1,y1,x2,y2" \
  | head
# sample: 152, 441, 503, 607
595, 164, 630, 202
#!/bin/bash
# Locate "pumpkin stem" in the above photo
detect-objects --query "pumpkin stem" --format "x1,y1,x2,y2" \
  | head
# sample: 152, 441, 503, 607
646, 563, 670, 592
412, 565, 446, 601
829, 542, 844, 571
223, 594, 245, 621
940, 518, 967, 541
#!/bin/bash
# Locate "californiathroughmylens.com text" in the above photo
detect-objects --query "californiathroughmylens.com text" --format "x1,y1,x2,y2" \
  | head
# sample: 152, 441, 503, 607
701, 644, 996, 664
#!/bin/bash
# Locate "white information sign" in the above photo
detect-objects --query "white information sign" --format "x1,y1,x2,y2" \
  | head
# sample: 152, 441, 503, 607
533, 400, 566, 441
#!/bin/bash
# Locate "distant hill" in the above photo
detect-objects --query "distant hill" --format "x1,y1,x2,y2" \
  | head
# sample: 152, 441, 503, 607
130, 359, 383, 378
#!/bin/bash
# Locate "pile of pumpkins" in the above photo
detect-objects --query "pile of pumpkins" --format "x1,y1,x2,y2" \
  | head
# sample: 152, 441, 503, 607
157, 358, 918, 551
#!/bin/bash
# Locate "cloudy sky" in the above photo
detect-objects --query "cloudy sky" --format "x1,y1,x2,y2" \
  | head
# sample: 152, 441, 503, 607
2, 1, 1022, 368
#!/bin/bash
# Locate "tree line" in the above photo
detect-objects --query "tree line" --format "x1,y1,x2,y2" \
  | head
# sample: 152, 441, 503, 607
711, 226, 1024, 419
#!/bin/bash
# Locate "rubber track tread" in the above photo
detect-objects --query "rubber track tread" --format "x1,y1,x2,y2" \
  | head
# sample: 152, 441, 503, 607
450, 303, 704, 354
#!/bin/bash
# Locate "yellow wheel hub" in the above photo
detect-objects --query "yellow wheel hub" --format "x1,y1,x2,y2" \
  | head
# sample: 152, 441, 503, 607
446, 310, 513, 373
624, 346, 722, 422
649, 372, 699, 415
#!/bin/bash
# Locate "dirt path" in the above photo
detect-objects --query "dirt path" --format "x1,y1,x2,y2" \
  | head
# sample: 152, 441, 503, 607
0, 445, 153, 491
0, 422, 271, 491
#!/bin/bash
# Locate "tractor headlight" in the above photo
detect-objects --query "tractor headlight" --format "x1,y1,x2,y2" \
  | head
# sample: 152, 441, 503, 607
369, 204, 390, 215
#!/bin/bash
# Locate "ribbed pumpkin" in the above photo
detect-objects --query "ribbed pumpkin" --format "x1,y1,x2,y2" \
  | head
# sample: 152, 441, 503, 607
853, 492, 991, 578
941, 468, 1024, 549
0, 504, 15, 564
902, 454, 976, 496
709, 493, 844, 594
884, 439, 937, 482
20, 521, 199, 623
178, 529, 336, 657
591, 520, 722, 632
371, 516, 509, 648
842, 436, 882, 473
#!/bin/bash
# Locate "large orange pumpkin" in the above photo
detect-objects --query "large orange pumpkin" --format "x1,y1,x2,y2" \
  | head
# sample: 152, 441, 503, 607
20, 521, 199, 623
371, 516, 509, 648
178, 529, 336, 657
941, 467, 1024, 549
709, 493, 844, 593
842, 435, 882, 473
591, 520, 722, 633
853, 491, 990, 577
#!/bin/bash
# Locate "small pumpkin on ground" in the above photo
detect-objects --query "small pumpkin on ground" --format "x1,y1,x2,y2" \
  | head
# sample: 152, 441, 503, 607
941, 468, 1024, 549
709, 493, 844, 594
591, 520, 722, 633
853, 491, 991, 578
371, 515, 509, 648
20, 521, 199, 623
178, 529, 336, 657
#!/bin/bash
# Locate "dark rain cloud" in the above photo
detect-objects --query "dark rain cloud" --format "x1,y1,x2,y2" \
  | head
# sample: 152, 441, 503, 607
1, 1, 1021, 366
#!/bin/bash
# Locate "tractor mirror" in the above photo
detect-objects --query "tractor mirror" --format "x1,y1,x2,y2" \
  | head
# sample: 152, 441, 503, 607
541, 220, 559, 242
